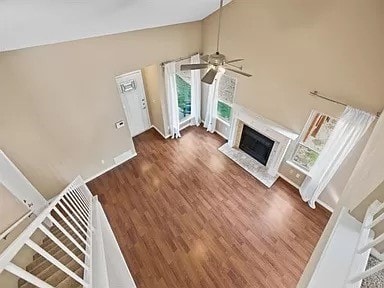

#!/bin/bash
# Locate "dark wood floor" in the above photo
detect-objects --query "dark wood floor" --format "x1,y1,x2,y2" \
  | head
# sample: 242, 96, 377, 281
88, 127, 330, 288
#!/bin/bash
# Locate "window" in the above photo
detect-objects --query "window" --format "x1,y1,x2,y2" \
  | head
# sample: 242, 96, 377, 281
176, 59, 192, 121
217, 101, 232, 122
217, 73, 237, 123
292, 111, 338, 171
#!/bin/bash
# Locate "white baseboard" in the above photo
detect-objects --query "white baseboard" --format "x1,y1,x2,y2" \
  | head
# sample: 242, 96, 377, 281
85, 150, 137, 183
278, 174, 301, 190
151, 125, 171, 139
215, 130, 228, 140
278, 174, 334, 213
316, 199, 334, 213
155, 121, 200, 140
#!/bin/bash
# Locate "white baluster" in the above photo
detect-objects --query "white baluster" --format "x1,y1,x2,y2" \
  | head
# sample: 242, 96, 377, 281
64, 194, 89, 226
67, 191, 89, 221
57, 201, 89, 238
26, 239, 88, 287
39, 225, 88, 270
61, 197, 89, 230
5, 262, 54, 288
52, 207, 89, 246
47, 215, 89, 256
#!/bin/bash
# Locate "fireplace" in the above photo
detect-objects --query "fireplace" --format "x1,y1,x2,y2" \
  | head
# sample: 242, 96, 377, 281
239, 125, 275, 166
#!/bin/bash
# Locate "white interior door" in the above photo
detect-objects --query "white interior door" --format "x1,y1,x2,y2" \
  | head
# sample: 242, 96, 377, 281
116, 71, 151, 137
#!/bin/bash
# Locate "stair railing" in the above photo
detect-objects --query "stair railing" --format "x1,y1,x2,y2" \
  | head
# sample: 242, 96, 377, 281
347, 200, 384, 287
0, 176, 94, 288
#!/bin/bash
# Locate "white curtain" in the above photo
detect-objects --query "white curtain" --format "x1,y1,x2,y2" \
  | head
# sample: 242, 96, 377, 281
190, 54, 202, 126
164, 62, 181, 138
300, 106, 375, 208
204, 70, 224, 133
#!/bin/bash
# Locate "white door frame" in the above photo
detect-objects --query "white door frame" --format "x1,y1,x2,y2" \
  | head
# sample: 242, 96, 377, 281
116, 70, 151, 137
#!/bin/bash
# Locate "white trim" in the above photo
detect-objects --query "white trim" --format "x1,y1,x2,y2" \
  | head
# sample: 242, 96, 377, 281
151, 125, 171, 139
5, 263, 54, 288
286, 160, 312, 177
371, 248, 384, 261
216, 116, 231, 127
179, 119, 192, 131
179, 115, 193, 127
278, 174, 301, 190
97, 201, 137, 287
289, 110, 338, 169
217, 98, 233, 107
278, 175, 334, 213
215, 130, 228, 140
316, 199, 334, 213
85, 152, 137, 183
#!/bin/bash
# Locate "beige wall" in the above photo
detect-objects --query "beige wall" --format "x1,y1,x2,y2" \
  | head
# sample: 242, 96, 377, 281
0, 184, 28, 233
343, 114, 384, 210
202, 0, 384, 209
202, 0, 384, 131
142, 65, 167, 136
0, 22, 202, 198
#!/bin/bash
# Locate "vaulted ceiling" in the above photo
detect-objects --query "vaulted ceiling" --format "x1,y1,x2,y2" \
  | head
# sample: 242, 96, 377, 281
0, 0, 231, 52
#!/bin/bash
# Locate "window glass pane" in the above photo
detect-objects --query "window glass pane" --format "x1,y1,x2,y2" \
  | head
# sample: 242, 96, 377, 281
302, 113, 338, 153
176, 74, 191, 121
218, 74, 237, 104
292, 144, 320, 170
217, 101, 232, 122
291, 111, 338, 171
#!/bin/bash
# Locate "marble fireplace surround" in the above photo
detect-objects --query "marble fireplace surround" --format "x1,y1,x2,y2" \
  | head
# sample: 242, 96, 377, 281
220, 104, 298, 187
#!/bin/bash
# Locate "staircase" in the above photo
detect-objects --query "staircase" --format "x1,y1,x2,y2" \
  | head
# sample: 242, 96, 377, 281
308, 201, 384, 288
0, 176, 136, 288
18, 218, 86, 288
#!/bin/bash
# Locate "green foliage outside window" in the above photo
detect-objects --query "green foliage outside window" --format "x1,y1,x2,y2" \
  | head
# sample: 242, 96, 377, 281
176, 75, 191, 120
217, 101, 232, 122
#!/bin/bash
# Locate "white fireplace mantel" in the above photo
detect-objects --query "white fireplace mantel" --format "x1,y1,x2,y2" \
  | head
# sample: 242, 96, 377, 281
227, 104, 299, 185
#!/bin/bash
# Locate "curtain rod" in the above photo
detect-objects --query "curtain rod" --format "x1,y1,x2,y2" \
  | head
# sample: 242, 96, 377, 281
160, 52, 202, 67
310, 90, 382, 118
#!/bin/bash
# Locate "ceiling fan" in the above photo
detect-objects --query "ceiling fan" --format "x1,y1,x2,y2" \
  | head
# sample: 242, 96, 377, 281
181, 0, 252, 85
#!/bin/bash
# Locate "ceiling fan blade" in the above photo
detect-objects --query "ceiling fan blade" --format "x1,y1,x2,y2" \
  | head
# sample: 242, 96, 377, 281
202, 68, 218, 85
201, 55, 210, 63
225, 67, 252, 77
226, 59, 244, 64
180, 64, 209, 71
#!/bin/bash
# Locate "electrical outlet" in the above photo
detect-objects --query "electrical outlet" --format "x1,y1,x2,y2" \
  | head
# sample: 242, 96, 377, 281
296, 173, 301, 179
115, 120, 125, 129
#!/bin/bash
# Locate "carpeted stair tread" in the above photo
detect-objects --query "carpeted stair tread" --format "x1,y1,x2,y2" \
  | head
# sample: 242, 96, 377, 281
54, 218, 88, 238
56, 266, 84, 288
48, 223, 86, 242
20, 245, 84, 287
19, 260, 82, 288
28, 247, 84, 274
41, 231, 84, 252
31, 240, 84, 270
17, 212, 90, 288
361, 255, 384, 288
34, 237, 84, 263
